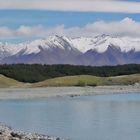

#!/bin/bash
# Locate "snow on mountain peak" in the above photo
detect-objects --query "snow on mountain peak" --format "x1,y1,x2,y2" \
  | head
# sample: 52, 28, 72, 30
72, 35, 140, 53
0, 35, 140, 61
46, 35, 76, 51
71, 35, 111, 53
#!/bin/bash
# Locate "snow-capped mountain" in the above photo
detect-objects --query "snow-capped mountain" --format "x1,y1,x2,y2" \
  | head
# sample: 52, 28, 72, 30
0, 35, 140, 66
72, 34, 140, 53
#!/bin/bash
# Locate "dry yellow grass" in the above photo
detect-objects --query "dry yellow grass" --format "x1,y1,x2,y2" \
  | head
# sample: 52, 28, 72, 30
33, 75, 104, 87
0, 74, 24, 88
106, 74, 140, 85
33, 74, 140, 87
0, 74, 140, 88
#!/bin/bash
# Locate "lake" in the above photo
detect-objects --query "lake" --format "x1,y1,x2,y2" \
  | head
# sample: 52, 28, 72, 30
0, 93, 140, 140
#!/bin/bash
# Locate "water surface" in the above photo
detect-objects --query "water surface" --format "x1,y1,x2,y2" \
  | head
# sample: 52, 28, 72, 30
0, 93, 140, 140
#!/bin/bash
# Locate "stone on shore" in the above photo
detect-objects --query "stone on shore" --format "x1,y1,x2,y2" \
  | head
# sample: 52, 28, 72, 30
0, 125, 65, 140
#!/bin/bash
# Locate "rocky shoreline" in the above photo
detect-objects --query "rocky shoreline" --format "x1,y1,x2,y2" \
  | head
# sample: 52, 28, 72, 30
0, 85, 140, 100
0, 124, 65, 140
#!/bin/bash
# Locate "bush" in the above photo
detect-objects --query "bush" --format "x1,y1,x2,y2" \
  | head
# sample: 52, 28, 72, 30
76, 80, 86, 86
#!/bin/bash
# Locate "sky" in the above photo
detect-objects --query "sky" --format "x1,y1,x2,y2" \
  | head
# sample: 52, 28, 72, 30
1, 0, 140, 42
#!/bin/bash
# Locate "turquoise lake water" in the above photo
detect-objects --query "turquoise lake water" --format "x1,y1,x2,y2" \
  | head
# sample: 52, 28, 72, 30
0, 93, 140, 140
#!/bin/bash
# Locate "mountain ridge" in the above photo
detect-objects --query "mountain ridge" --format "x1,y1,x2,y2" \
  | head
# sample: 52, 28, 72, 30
0, 35, 140, 65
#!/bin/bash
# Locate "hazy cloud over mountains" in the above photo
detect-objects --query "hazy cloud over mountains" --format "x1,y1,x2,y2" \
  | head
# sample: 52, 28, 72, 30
1, 18, 140, 39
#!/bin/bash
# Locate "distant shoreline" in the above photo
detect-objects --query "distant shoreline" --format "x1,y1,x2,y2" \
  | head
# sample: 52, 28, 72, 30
0, 85, 140, 100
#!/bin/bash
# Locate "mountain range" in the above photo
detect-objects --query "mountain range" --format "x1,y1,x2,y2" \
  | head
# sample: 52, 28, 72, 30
0, 35, 140, 66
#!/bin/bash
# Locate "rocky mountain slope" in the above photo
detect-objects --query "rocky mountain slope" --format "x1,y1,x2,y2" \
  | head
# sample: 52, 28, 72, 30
0, 35, 140, 66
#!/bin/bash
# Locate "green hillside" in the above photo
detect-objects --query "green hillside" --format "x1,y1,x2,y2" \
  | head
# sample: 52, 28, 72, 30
0, 74, 139, 88
0, 64, 140, 83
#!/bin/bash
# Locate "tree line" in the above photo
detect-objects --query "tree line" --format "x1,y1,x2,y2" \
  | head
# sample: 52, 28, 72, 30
0, 64, 140, 83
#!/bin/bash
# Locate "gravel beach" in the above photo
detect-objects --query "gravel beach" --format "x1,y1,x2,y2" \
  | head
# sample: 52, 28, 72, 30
0, 85, 139, 100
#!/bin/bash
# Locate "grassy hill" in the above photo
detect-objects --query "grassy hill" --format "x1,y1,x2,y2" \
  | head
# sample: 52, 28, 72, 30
105, 74, 140, 85
0, 74, 24, 88
33, 75, 102, 87
33, 74, 140, 87
0, 64, 140, 83
0, 74, 139, 88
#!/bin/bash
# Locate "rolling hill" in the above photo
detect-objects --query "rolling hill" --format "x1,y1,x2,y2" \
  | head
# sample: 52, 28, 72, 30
32, 74, 140, 87
0, 73, 139, 88
0, 74, 24, 88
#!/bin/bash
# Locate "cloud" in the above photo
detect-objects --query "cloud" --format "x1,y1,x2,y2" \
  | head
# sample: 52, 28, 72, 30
0, 0, 140, 13
46, 18, 140, 37
1, 18, 140, 39
0, 25, 45, 38
16, 25, 45, 36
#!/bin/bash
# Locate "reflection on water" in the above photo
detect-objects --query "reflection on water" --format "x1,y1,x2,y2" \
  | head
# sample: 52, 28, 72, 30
0, 93, 140, 140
